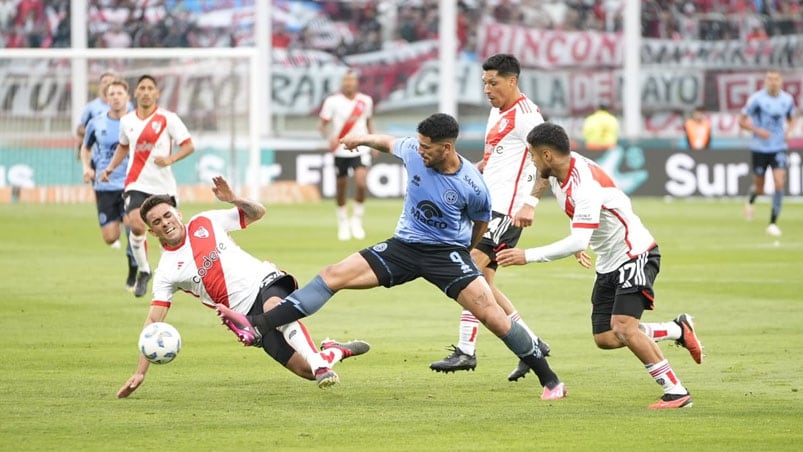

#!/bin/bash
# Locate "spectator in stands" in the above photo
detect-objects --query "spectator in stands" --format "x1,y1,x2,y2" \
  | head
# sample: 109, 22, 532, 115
582, 104, 620, 151
684, 107, 712, 150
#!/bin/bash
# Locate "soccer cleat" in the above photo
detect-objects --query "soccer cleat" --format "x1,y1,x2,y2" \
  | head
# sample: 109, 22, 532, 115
126, 265, 138, 292
338, 221, 351, 241
507, 339, 552, 381
315, 367, 339, 389
350, 217, 366, 240
743, 203, 754, 221
766, 223, 782, 237
540, 382, 567, 400
674, 313, 703, 364
321, 339, 371, 360
215, 303, 262, 346
649, 392, 693, 409
133, 271, 151, 298
430, 345, 477, 373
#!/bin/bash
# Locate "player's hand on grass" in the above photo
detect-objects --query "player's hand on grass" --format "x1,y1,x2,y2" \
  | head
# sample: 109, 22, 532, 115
211, 176, 235, 202
512, 205, 535, 228
496, 248, 526, 266
575, 251, 591, 269
117, 373, 145, 398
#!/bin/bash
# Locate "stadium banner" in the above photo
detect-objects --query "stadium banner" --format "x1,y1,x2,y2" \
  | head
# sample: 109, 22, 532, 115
2, 145, 802, 202
715, 72, 803, 111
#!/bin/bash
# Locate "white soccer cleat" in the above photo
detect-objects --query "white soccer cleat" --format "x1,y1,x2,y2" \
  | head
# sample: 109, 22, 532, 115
766, 223, 782, 237
350, 217, 365, 240
338, 221, 351, 241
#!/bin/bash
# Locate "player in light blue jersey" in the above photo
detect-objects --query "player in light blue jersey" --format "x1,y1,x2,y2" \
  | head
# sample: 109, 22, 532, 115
739, 70, 797, 237
76, 71, 134, 156
215, 113, 567, 400
80, 79, 138, 290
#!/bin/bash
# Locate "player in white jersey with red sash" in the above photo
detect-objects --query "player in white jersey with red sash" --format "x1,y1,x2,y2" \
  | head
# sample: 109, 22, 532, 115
117, 177, 369, 398
497, 123, 703, 409
101, 75, 195, 298
318, 70, 375, 241
430, 55, 558, 392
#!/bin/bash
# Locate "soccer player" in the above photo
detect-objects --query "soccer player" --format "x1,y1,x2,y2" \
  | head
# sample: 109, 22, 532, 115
216, 113, 567, 400
100, 75, 195, 298
116, 176, 369, 398
75, 71, 130, 152
80, 79, 137, 290
430, 54, 553, 382
496, 122, 703, 409
739, 70, 797, 236
318, 69, 375, 241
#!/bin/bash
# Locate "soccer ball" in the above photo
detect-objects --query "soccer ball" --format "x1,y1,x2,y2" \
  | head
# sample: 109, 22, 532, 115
138, 322, 182, 364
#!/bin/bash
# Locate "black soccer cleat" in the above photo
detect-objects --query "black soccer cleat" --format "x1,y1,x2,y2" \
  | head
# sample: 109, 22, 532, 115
126, 265, 138, 292
430, 345, 477, 373
507, 339, 552, 382
133, 271, 152, 298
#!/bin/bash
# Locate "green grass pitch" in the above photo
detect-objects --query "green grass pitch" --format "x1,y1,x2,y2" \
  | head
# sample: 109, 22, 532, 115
1, 197, 801, 451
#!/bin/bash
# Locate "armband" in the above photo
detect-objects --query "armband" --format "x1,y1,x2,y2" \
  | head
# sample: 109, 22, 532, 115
522, 195, 540, 208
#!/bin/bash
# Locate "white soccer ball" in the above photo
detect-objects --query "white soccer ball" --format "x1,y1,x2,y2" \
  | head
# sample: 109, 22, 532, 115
138, 322, 182, 364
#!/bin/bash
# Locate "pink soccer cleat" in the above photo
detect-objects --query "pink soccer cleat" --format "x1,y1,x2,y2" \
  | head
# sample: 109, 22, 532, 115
215, 303, 261, 346
541, 382, 567, 400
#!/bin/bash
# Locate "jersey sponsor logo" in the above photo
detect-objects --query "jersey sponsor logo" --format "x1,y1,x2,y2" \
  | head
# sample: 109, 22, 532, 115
193, 226, 210, 239
442, 189, 458, 205
463, 175, 482, 196
191, 241, 228, 284
411, 200, 447, 229
411, 174, 421, 186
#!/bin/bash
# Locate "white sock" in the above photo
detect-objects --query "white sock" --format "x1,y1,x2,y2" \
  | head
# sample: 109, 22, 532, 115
646, 359, 687, 395
336, 205, 348, 224
457, 310, 480, 355
352, 202, 365, 220
509, 311, 538, 340
640, 321, 682, 342
110, 239, 121, 250
278, 321, 341, 371
129, 232, 150, 273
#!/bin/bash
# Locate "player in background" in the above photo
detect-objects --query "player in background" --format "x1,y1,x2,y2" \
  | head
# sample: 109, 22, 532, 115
117, 177, 369, 398
100, 75, 195, 298
216, 113, 567, 400
430, 54, 553, 382
80, 79, 137, 290
496, 123, 703, 409
76, 71, 132, 154
318, 70, 375, 241
739, 70, 797, 237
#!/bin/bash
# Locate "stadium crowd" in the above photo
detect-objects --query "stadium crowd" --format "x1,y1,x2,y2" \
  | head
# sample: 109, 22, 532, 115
1, 0, 802, 51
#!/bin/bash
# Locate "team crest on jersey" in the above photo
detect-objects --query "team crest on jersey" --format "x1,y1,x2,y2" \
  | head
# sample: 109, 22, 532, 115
372, 243, 388, 253
151, 121, 162, 133
442, 189, 458, 205
193, 226, 209, 239
498, 118, 508, 132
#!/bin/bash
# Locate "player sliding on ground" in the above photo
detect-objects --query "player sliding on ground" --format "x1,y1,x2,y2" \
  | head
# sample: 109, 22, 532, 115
216, 113, 567, 400
117, 176, 368, 398
495, 122, 703, 409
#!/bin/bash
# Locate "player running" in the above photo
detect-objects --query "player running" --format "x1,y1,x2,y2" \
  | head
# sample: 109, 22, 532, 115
101, 75, 195, 298
117, 177, 369, 398
497, 123, 703, 409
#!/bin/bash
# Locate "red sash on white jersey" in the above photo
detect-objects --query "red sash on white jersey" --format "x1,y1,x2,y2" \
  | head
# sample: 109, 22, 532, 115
188, 217, 230, 306
482, 109, 516, 167
336, 98, 367, 143
125, 113, 167, 187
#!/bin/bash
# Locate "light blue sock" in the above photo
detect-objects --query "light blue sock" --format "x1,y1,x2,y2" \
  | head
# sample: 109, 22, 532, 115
285, 275, 335, 316
771, 190, 783, 223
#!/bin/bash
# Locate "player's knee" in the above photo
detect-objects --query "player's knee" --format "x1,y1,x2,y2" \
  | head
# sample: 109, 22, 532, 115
610, 318, 639, 345
593, 331, 621, 349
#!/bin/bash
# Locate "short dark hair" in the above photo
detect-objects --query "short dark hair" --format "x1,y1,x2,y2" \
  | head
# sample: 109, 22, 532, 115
482, 54, 520, 78
136, 74, 158, 88
526, 123, 571, 156
140, 194, 177, 225
417, 113, 459, 142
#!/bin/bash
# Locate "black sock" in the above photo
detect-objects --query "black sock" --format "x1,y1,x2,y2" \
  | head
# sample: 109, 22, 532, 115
248, 302, 306, 334
748, 191, 757, 204
520, 355, 561, 389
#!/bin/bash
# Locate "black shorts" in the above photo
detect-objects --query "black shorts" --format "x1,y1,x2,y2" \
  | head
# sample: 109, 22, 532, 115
247, 272, 299, 367
95, 190, 125, 227
359, 237, 482, 300
334, 154, 369, 178
475, 210, 523, 270
123, 190, 177, 215
751, 150, 789, 176
591, 246, 661, 335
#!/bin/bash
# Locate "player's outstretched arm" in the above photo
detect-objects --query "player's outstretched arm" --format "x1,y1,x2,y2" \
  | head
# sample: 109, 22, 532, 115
341, 133, 396, 154
117, 305, 168, 398
211, 176, 265, 226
